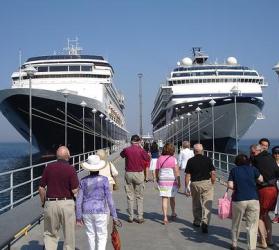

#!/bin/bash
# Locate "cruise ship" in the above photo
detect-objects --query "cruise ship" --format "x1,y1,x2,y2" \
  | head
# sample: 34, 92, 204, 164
0, 39, 127, 155
273, 61, 279, 77
152, 48, 267, 152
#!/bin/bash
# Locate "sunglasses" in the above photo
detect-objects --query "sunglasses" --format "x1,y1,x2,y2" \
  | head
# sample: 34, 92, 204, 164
273, 152, 279, 155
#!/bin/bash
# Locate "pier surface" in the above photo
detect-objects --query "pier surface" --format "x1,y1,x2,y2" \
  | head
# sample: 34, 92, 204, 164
9, 157, 279, 250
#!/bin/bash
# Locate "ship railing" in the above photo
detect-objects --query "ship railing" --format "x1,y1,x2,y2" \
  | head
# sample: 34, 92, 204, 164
0, 144, 125, 214
204, 150, 236, 184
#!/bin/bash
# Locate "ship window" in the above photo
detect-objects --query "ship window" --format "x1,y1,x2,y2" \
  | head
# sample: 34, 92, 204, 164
49, 66, 68, 72
199, 79, 202, 83
244, 71, 258, 76
69, 65, 80, 71
81, 66, 92, 71
37, 66, 48, 72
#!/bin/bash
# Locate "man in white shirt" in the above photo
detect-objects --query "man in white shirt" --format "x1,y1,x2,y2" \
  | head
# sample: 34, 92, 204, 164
178, 141, 194, 191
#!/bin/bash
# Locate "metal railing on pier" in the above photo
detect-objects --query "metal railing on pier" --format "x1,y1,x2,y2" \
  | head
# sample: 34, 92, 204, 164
204, 150, 236, 184
0, 145, 124, 214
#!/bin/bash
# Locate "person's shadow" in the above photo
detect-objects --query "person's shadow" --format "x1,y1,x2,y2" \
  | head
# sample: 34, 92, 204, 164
20, 241, 81, 250
20, 240, 43, 250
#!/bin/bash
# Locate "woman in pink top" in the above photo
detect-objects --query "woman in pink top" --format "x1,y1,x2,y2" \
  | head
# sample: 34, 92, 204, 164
156, 143, 180, 225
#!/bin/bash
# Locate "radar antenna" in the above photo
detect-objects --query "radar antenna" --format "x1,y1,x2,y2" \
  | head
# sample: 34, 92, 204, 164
192, 47, 208, 64
63, 37, 83, 55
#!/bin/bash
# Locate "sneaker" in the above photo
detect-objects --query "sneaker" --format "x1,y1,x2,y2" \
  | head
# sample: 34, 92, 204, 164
134, 218, 145, 224
272, 217, 279, 223
192, 222, 200, 227
201, 222, 208, 233
127, 217, 133, 223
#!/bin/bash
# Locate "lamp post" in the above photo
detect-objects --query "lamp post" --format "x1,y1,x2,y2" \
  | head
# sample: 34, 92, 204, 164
80, 101, 87, 154
110, 120, 113, 150
209, 99, 216, 158
23, 65, 37, 167
138, 73, 143, 136
195, 107, 201, 143
186, 113, 191, 144
105, 117, 109, 148
171, 121, 175, 144
175, 118, 179, 150
231, 86, 240, 155
99, 113, 104, 148
92, 108, 97, 152
61, 89, 70, 147
180, 116, 184, 142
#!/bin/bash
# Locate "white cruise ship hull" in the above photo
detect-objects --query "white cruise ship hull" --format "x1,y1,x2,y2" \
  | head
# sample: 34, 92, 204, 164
0, 88, 127, 155
153, 96, 264, 152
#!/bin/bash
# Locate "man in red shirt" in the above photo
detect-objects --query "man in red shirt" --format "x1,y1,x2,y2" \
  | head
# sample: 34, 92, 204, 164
39, 146, 79, 250
120, 135, 150, 223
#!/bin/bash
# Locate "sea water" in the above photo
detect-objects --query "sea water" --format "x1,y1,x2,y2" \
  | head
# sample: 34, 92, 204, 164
0, 139, 279, 211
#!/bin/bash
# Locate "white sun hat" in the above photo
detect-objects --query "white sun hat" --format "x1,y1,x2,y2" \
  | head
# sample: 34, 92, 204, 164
81, 155, 106, 171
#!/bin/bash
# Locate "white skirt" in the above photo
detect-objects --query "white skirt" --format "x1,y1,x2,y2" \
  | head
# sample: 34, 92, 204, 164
158, 168, 178, 197
149, 158, 157, 171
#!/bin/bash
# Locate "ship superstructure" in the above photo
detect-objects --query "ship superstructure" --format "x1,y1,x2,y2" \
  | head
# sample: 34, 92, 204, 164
152, 48, 266, 152
0, 39, 127, 155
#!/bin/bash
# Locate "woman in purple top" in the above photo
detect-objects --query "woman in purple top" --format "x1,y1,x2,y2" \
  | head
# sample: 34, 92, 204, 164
156, 143, 180, 225
76, 155, 118, 250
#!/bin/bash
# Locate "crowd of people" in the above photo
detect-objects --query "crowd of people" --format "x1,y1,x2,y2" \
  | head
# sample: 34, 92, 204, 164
38, 136, 279, 250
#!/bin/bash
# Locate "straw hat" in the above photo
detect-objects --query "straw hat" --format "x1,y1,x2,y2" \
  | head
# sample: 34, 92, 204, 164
81, 155, 106, 171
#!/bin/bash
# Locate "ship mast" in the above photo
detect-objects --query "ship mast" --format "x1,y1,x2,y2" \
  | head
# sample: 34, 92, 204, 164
63, 37, 83, 55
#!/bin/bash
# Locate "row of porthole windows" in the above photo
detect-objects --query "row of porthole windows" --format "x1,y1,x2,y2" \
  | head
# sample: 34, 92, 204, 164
12, 74, 110, 81
169, 78, 263, 85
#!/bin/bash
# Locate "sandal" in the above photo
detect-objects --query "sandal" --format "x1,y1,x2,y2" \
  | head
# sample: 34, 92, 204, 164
163, 220, 169, 225
257, 243, 267, 249
171, 213, 177, 221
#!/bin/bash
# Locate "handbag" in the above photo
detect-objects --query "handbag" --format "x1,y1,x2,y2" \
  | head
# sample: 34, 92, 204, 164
113, 176, 120, 191
111, 221, 122, 250
218, 190, 232, 219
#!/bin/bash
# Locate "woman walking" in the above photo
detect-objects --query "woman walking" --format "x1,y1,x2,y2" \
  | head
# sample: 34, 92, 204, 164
156, 143, 180, 225
76, 155, 119, 250
252, 144, 279, 248
143, 142, 151, 182
149, 141, 159, 182
97, 149, 119, 192
228, 154, 263, 250
271, 146, 279, 223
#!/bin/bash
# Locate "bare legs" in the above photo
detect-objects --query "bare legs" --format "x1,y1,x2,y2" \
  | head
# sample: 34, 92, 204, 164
258, 213, 273, 247
151, 170, 156, 182
144, 167, 149, 182
162, 197, 176, 224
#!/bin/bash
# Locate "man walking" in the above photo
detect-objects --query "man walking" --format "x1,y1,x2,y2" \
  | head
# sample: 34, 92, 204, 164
185, 143, 216, 233
120, 135, 150, 223
39, 146, 79, 250
178, 141, 194, 191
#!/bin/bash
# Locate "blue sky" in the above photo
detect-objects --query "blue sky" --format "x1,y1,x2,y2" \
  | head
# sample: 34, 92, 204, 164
0, 0, 278, 142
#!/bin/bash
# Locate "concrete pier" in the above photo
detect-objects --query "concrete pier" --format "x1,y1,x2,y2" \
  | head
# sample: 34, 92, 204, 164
9, 157, 279, 250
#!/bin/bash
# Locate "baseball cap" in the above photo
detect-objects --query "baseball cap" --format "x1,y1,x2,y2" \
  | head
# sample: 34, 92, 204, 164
272, 146, 279, 154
